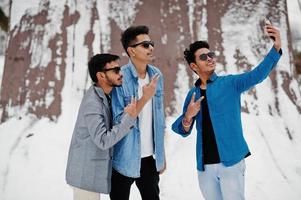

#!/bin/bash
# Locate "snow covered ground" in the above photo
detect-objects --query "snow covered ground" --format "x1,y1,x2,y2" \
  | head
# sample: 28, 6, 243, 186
1, 109, 301, 200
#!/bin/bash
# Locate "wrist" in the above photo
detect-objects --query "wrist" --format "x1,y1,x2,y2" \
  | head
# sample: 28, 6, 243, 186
273, 44, 281, 52
182, 116, 192, 128
184, 113, 193, 122
140, 95, 149, 102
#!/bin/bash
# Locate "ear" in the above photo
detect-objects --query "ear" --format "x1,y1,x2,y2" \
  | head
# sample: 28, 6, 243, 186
127, 47, 135, 57
96, 71, 105, 81
189, 62, 198, 72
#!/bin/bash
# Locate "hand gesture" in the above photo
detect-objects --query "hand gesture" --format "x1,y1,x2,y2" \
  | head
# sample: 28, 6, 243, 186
265, 25, 281, 51
124, 96, 138, 118
142, 73, 160, 101
185, 93, 204, 120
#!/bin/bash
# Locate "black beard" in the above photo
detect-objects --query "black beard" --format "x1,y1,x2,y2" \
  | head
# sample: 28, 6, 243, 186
105, 74, 122, 87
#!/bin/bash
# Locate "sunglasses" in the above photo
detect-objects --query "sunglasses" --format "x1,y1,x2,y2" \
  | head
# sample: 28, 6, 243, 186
130, 40, 155, 49
101, 66, 121, 74
199, 52, 216, 61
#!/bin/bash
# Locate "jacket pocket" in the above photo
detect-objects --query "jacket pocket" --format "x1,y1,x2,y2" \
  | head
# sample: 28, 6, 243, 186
91, 148, 110, 160
124, 96, 132, 105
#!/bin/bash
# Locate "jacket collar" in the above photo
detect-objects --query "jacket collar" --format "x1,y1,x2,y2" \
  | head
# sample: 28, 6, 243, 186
92, 84, 110, 108
127, 59, 155, 79
194, 72, 218, 87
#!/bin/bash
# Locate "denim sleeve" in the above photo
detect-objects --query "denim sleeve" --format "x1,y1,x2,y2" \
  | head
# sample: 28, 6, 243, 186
233, 47, 282, 93
111, 86, 126, 124
171, 90, 196, 137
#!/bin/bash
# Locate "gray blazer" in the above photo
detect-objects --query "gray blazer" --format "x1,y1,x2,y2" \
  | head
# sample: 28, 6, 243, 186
66, 85, 135, 194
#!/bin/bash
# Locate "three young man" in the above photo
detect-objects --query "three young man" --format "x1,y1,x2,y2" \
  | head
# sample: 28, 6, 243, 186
66, 22, 282, 200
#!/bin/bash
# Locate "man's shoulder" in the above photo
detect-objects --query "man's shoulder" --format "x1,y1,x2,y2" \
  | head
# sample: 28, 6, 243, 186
148, 64, 162, 75
121, 63, 131, 72
186, 86, 198, 96
82, 86, 104, 107
211, 73, 234, 82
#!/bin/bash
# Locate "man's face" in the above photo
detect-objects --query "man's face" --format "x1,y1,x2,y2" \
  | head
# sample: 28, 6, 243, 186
191, 48, 216, 75
128, 34, 155, 63
103, 60, 123, 87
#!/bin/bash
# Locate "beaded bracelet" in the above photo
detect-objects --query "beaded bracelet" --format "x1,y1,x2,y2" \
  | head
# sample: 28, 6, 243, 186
182, 117, 192, 128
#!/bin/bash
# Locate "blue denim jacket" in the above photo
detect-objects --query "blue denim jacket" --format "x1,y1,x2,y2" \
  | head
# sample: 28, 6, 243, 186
172, 47, 281, 171
111, 60, 166, 178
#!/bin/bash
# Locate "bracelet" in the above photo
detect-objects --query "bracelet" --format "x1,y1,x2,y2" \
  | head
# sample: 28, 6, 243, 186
182, 117, 192, 128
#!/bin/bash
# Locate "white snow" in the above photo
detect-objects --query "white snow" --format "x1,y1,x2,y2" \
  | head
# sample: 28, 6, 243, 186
287, 0, 301, 50
109, 0, 141, 31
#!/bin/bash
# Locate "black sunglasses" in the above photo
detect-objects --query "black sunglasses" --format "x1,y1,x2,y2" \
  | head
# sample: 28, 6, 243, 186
199, 52, 216, 61
101, 66, 121, 74
130, 41, 155, 49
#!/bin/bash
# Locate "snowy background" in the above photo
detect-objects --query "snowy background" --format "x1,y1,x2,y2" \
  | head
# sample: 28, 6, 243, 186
1, 0, 301, 200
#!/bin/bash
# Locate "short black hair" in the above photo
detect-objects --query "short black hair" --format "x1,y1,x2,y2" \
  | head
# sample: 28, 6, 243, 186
121, 25, 149, 56
88, 53, 119, 83
184, 41, 210, 65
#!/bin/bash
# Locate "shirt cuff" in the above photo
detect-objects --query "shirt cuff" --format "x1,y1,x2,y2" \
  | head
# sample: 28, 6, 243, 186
267, 46, 282, 62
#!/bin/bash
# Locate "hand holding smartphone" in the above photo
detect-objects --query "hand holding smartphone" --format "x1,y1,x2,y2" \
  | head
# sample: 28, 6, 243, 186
264, 18, 275, 41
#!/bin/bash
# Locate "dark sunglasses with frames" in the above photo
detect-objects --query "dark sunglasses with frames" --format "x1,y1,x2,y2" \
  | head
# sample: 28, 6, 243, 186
130, 40, 155, 49
199, 52, 216, 61
101, 66, 121, 74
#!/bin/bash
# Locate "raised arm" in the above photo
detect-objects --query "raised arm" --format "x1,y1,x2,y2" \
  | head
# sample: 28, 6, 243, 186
172, 90, 204, 136
83, 98, 137, 150
233, 25, 282, 93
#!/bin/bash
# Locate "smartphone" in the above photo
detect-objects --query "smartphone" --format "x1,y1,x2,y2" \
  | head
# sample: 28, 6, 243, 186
264, 18, 275, 41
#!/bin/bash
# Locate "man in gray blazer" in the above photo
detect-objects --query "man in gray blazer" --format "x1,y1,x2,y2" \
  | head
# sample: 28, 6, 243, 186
66, 53, 159, 200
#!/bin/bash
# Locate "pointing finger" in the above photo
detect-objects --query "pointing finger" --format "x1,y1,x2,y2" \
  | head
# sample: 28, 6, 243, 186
151, 73, 160, 84
131, 95, 135, 104
196, 96, 205, 102
133, 96, 137, 105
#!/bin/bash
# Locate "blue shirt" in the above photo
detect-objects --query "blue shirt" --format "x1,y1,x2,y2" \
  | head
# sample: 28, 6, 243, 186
172, 47, 282, 171
111, 60, 166, 178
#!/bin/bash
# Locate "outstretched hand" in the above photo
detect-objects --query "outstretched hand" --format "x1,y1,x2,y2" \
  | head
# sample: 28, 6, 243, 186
265, 25, 281, 52
124, 96, 138, 118
142, 73, 160, 101
185, 93, 205, 120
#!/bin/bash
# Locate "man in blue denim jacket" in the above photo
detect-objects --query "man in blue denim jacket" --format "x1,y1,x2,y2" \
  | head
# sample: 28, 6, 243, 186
172, 25, 282, 199
110, 25, 166, 200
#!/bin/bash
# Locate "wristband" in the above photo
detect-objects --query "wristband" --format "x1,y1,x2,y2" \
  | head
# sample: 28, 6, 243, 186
182, 117, 192, 128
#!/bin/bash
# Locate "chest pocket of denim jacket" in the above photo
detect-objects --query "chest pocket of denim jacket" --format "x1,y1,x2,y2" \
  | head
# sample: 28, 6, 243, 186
124, 96, 132, 106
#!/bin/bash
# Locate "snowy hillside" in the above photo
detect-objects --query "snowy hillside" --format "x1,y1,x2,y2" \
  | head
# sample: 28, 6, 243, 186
1, 0, 301, 200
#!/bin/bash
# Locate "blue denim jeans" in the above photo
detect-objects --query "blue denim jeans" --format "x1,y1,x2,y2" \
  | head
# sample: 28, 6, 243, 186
197, 160, 246, 200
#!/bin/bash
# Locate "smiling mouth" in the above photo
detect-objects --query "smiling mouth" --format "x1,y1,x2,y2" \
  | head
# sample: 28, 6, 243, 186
207, 62, 215, 67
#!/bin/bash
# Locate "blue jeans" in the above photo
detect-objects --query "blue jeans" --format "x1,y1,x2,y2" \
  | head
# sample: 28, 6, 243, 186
197, 160, 246, 200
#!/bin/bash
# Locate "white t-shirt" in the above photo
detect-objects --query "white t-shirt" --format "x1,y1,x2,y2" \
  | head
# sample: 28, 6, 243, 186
138, 73, 154, 158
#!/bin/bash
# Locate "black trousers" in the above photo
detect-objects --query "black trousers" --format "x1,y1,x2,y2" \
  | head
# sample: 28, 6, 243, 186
110, 156, 160, 200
